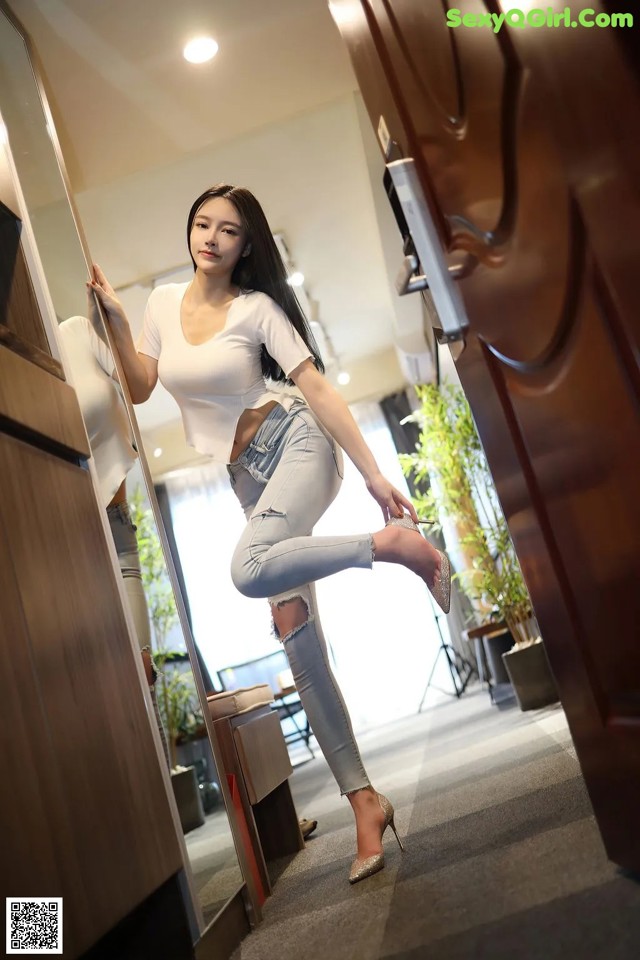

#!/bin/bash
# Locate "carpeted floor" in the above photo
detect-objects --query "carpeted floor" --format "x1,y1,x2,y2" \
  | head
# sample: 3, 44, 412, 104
230, 684, 640, 959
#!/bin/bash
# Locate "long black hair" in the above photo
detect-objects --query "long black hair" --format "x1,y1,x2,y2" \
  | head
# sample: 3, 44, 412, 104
186, 184, 324, 383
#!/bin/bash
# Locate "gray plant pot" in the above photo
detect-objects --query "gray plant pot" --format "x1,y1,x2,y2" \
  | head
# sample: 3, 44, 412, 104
483, 630, 515, 685
502, 641, 560, 711
171, 765, 205, 834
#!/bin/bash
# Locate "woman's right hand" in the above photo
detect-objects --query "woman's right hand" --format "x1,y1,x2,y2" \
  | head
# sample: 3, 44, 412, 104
87, 263, 127, 334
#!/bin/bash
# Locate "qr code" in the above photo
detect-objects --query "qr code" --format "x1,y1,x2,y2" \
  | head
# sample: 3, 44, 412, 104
6, 898, 63, 954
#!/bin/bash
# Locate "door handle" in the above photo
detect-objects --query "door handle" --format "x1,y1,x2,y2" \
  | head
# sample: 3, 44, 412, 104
395, 253, 429, 295
386, 158, 469, 343
395, 253, 466, 296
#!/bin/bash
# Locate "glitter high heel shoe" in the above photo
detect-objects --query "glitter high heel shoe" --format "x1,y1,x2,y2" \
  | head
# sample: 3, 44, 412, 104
386, 513, 451, 614
349, 793, 405, 885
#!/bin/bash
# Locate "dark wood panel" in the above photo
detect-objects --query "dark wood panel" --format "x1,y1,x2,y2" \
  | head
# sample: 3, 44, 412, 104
0, 500, 86, 913
0, 201, 63, 375
0, 344, 88, 456
373, 0, 511, 243
195, 887, 250, 960
0, 431, 185, 955
332, 0, 640, 869
79, 873, 194, 960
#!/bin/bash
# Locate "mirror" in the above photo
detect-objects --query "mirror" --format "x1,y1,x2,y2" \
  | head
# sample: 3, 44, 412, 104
0, 3, 245, 934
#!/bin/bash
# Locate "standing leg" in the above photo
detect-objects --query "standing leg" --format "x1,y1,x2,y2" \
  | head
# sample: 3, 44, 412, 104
270, 583, 389, 865
270, 583, 369, 794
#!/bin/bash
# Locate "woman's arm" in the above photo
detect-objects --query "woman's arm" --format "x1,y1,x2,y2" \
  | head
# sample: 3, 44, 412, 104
88, 264, 158, 403
291, 360, 417, 522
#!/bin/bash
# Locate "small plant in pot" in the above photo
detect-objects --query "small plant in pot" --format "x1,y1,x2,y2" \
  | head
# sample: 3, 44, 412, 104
400, 384, 559, 711
129, 487, 208, 758
129, 485, 179, 656
154, 656, 206, 831
153, 653, 206, 769
129, 488, 205, 830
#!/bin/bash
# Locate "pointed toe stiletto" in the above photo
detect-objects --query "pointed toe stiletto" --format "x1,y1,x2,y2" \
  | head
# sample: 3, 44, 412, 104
431, 550, 451, 614
349, 793, 405, 885
385, 514, 452, 614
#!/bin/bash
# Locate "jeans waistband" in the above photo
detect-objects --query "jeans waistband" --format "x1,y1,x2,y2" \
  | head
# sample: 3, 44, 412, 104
229, 398, 307, 485
106, 501, 134, 524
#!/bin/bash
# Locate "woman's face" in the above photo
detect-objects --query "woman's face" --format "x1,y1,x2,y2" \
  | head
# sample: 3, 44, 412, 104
189, 196, 248, 279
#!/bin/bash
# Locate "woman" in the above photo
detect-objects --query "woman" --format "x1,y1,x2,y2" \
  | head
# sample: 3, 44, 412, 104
89, 183, 450, 884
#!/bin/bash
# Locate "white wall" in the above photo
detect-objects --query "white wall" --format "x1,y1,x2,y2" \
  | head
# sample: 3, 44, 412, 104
72, 94, 403, 367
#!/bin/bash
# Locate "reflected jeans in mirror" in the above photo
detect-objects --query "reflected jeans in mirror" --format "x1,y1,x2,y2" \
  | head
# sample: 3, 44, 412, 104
107, 501, 170, 769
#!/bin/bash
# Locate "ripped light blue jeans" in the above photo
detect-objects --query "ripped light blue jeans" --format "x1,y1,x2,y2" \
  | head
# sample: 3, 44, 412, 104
228, 399, 373, 795
107, 502, 171, 770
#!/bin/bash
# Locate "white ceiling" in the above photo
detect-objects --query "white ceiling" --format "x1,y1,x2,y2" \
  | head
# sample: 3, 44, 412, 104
10, 0, 360, 192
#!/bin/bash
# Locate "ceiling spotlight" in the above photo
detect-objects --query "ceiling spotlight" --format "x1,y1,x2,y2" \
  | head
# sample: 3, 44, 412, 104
153, 447, 163, 458
337, 370, 351, 386
183, 37, 219, 64
287, 271, 305, 287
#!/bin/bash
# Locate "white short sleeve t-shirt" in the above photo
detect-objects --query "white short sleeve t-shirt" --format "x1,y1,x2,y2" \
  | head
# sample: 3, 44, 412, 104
58, 315, 138, 506
136, 283, 313, 463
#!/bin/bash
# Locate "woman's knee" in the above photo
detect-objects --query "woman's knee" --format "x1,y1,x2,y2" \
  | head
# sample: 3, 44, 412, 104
271, 595, 310, 640
230, 551, 263, 598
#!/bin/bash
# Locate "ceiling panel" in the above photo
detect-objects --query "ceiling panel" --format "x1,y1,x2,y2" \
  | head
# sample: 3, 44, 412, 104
10, 0, 358, 190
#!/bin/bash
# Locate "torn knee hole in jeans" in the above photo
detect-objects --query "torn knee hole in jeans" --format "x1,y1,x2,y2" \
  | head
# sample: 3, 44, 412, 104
270, 593, 311, 642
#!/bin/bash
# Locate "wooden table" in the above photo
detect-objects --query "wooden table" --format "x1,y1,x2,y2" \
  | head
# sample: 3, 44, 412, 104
210, 703, 304, 900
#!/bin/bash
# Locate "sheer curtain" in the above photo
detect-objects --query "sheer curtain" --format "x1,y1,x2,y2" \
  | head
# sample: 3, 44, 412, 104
164, 401, 453, 730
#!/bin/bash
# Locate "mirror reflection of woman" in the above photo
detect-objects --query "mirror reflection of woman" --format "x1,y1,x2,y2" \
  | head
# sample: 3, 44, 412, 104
89, 184, 450, 885
57, 315, 170, 770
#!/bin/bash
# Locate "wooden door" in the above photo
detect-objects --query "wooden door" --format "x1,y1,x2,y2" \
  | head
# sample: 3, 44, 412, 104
332, 0, 640, 869
0, 180, 192, 953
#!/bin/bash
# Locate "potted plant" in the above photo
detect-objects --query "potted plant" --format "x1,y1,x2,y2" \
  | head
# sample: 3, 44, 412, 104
152, 651, 205, 769
129, 487, 205, 830
129, 485, 179, 655
400, 384, 559, 711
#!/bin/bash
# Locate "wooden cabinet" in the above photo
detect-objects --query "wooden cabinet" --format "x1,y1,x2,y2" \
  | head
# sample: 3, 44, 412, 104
0, 179, 192, 957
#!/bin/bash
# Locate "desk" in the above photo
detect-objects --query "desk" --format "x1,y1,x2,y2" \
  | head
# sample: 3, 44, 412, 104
210, 704, 304, 899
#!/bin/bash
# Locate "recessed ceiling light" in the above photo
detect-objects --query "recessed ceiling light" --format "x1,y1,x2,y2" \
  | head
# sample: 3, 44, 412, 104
153, 447, 163, 458
287, 272, 305, 287
183, 37, 219, 64
337, 371, 351, 386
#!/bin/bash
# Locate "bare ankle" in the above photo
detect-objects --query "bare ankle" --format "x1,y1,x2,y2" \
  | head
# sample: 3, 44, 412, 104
346, 785, 376, 810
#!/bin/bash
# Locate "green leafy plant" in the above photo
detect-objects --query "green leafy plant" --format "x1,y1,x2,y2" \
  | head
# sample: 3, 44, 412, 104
129, 485, 179, 650
400, 384, 537, 645
129, 485, 204, 766
151, 656, 204, 768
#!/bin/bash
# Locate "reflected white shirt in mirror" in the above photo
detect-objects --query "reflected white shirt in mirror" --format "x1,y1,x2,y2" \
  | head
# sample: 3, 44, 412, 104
58, 316, 137, 506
